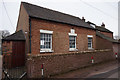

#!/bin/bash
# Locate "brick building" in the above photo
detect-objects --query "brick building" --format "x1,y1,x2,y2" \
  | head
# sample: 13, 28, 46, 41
2, 2, 117, 77
16, 2, 97, 54
87, 21, 119, 52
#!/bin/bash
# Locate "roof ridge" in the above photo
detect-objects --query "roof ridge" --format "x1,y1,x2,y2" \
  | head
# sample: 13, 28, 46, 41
21, 2, 95, 29
21, 2, 80, 19
96, 26, 113, 33
4, 30, 22, 38
3, 30, 25, 41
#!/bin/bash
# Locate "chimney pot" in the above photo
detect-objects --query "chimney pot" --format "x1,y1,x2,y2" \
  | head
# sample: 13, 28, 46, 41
101, 22, 105, 28
82, 17, 85, 22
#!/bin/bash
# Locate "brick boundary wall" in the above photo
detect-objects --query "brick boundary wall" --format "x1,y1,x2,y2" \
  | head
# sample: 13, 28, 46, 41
26, 49, 115, 78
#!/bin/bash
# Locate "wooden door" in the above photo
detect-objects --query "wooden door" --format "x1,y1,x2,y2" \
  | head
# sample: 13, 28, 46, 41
12, 41, 25, 68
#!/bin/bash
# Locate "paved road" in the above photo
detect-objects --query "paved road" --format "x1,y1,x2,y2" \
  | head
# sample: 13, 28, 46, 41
86, 67, 120, 79
0, 55, 2, 80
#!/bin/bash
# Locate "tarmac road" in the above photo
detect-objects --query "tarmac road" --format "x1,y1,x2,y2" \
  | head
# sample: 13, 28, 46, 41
86, 67, 120, 79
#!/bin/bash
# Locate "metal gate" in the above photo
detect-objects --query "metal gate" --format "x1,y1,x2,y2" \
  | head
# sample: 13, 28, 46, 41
2, 66, 27, 80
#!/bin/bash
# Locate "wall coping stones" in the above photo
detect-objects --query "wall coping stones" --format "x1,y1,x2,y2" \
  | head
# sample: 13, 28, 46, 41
27, 49, 112, 59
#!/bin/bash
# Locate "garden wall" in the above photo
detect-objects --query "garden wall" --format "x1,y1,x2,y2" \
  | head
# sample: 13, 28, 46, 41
26, 49, 115, 78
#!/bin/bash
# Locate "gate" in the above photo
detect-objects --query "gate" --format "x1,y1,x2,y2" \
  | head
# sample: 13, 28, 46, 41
12, 41, 25, 68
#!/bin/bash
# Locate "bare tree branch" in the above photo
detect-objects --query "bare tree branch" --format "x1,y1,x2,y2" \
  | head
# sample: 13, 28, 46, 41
1, 30, 10, 38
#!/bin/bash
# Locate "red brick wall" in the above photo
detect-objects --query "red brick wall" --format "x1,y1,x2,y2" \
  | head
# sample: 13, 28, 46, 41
16, 4, 30, 54
2, 41, 12, 55
96, 36, 113, 50
30, 18, 96, 54
113, 43, 120, 54
2, 41, 12, 68
26, 49, 115, 78
100, 32, 113, 38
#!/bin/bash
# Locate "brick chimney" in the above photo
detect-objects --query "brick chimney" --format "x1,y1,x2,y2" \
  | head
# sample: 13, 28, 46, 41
82, 17, 85, 22
101, 22, 105, 28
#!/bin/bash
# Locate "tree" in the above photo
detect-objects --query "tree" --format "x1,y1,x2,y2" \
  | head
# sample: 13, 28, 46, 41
1, 30, 10, 38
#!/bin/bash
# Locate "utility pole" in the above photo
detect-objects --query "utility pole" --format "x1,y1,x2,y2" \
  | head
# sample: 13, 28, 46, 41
118, 2, 120, 40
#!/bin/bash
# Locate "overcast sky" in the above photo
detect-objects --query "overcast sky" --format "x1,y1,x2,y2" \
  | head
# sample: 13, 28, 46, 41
0, 0, 119, 36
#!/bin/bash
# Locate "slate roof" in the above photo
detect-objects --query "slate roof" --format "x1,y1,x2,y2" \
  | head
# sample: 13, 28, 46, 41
87, 21, 113, 33
87, 21, 96, 26
22, 2, 95, 30
2, 30, 26, 41
96, 31, 119, 43
96, 26, 113, 33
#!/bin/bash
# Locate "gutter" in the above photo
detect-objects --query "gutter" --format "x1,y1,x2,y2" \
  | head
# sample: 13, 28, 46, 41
29, 17, 31, 53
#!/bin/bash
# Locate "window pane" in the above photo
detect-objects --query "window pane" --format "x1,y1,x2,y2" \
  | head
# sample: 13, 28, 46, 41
46, 34, 48, 38
48, 42, 51, 48
69, 36, 76, 48
88, 38, 92, 48
40, 34, 44, 40
88, 43, 91, 47
40, 45, 43, 48
40, 33, 52, 49
46, 37, 49, 41
49, 37, 51, 42
46, 42, 49, 48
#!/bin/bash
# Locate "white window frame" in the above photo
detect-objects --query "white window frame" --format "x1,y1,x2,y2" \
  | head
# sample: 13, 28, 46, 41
87, 35, 93, 38
70, 29, 75, 34
68, 33, 77, 36
69, 31, 77, 51
40, 29, 53, 34
87, 35, 93, 49
40, 29, 54, 53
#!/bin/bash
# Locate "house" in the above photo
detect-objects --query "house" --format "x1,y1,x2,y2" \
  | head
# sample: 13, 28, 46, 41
88, 22, 113, 50
2, 2, 117, 77
16, 2, 97, 54
87, 21, 119, 53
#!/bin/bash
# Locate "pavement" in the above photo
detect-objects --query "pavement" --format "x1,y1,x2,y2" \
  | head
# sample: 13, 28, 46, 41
86, 61, 119, 78
52, 60, 119, 78
87, 67, 119, 78
108, 70, 119, 78
0, 55, 2, 80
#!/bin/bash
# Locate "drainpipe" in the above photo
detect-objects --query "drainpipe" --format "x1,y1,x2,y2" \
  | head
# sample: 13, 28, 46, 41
29, 17, 31, 53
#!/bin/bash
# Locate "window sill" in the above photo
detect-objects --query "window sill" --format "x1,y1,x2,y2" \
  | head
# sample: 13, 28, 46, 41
69, 48, 78, 51
88, 48, 94, 50
40, 49, 54, 53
